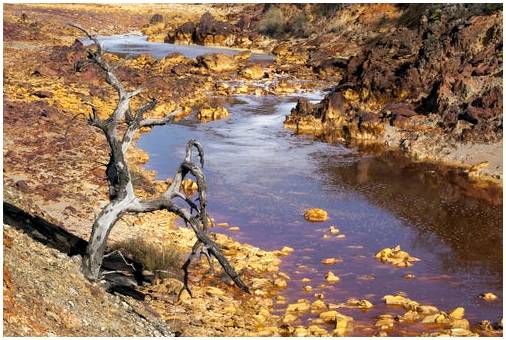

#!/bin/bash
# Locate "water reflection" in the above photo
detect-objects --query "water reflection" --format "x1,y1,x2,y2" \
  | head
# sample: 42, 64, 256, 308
81, 34, 274, 61
139, 93, 502, 325
316, 150, 502, 279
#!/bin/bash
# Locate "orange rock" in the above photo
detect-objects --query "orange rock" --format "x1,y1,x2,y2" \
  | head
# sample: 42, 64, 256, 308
304, 208, 328, 222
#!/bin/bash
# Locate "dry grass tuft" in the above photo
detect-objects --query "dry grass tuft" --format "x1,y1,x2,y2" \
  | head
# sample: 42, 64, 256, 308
112, 237, 184, 277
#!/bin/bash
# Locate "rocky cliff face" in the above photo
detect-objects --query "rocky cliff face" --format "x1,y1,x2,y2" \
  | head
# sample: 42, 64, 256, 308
284, 5, 502, 179
287, 5, 502, 141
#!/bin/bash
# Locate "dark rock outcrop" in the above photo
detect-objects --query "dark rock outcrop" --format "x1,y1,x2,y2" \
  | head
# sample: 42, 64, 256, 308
165, 12, 257, 48
286, 4, 503, 144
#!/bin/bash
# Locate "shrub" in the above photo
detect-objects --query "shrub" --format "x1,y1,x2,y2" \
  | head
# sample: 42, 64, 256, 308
313, 4, 345, 18
112, 237, 183, 276
256, 7, 286, 37
149, 13, 164, 24
480, 3, 502, 15
286, 12, 314, 38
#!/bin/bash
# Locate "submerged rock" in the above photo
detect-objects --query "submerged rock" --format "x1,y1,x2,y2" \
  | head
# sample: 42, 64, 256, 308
278, 246, 294, 256
328, 226, 340, 235
321, 257, 342, 265
375, 314, 395, 331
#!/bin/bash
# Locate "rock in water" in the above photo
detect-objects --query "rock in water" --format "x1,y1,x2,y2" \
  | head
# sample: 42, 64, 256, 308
325, 271, 340, 283
321, 257, 342, 265
239, 64, 264, 80
375, 245, 420, 267
304, 208, 328, 222
449, 307, 465, 320
196, 106, 229, 121
480, 292, 498, 301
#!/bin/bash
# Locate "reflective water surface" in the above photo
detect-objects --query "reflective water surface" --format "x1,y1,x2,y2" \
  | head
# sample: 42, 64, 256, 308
84, 34, 274, 61
139, 94, 503, 333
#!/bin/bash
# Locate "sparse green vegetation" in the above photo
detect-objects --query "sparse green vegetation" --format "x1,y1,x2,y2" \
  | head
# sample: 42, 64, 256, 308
481, 3, 502, 15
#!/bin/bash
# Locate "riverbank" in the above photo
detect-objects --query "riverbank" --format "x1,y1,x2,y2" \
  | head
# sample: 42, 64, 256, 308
3, 3, 502, 337
3, 4, 291, 336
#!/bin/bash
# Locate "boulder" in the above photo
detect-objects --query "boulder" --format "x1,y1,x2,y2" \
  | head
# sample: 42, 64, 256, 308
303, 208, 328, 222
196, 106, 229, 121
195, 12, 237, 46
239, 64, 264, 80
165, 22, 195, 45
197, 53, 238, 72
167, 12, 246, 47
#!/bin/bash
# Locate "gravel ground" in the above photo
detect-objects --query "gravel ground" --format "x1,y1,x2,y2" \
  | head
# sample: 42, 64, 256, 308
3, 224, 173, 337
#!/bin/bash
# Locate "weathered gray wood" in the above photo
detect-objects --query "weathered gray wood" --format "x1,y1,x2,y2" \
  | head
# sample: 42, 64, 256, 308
70, 25, 249, 295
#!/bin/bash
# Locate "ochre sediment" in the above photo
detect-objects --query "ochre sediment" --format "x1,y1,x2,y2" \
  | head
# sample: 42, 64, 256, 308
3, 3, 503, 337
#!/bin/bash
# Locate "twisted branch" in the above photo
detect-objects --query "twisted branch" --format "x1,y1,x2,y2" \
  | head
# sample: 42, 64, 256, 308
71, 25, 249, 296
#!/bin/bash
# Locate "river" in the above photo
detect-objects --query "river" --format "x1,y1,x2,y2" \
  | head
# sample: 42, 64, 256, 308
102, 35, 502, 335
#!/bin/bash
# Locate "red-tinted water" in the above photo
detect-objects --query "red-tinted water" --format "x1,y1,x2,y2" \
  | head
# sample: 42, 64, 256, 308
139, 94, 502, 335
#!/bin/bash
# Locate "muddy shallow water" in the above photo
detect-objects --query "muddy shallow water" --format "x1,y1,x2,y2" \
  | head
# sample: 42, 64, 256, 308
138, 94, 502, 334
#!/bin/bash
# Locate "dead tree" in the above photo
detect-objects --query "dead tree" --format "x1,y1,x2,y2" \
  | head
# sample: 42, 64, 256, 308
70, 25, 249, 296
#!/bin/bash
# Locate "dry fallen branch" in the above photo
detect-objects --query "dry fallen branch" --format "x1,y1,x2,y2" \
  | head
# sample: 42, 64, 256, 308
70, 24, 249, 296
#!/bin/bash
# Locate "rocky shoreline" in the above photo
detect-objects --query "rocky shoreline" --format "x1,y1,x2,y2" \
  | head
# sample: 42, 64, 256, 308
142, 3, 503, 184
3, 3, 503, 337
3, 4, 287, 336
278, 5, 503, 184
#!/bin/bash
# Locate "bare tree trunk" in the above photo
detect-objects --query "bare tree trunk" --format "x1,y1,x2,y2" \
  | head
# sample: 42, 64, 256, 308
82, 199, 127, 280
70, 25, 249, 295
